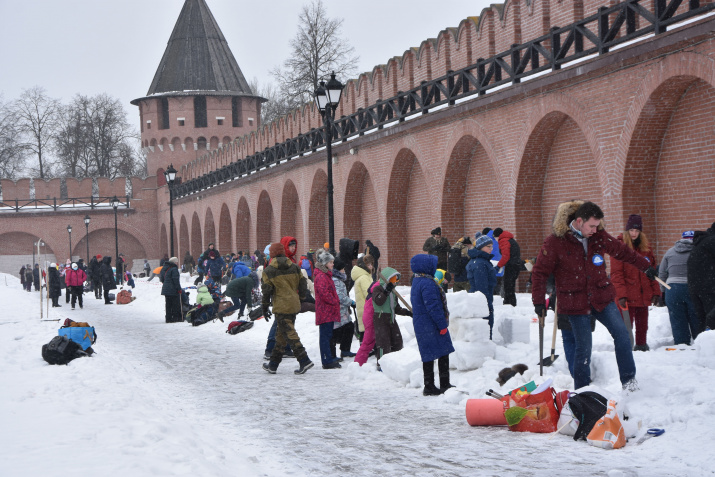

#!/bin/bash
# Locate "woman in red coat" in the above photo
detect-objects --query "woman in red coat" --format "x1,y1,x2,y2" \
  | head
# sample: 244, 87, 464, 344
313, 249, 342, 369
610, 215, 661, 351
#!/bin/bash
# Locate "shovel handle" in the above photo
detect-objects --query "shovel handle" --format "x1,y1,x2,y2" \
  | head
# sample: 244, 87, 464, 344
655, 276, 671, 290
393, 289, 413, 312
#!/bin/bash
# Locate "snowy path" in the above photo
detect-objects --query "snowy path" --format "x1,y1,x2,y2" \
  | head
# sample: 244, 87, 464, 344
2, 274, 713, 476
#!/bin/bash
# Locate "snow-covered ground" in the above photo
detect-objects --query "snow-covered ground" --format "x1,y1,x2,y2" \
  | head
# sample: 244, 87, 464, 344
1, 272, 713, 476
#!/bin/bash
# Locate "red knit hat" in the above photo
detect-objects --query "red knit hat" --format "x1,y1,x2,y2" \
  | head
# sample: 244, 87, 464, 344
96, 254, 102, 259
269, 242, 286, 258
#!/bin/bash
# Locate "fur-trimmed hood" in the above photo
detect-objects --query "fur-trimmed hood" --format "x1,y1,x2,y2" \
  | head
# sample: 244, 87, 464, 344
552, 200, 605, 238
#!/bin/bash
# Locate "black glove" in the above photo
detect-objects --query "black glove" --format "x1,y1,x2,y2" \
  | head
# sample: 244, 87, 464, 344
534, 303, 546, 317
644, 267, 658, 281
263, 307, 272, 322
384, 282, 395, 294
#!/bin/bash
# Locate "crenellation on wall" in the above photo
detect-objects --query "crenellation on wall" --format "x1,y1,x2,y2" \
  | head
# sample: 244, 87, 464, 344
96, 177, 127, 199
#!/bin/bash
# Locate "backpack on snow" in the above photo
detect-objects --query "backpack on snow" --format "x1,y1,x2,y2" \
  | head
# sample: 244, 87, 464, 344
566, 391, 609, 441
226, 320, 254, 335
42, 335, 86, 365
448, 247, 466, 275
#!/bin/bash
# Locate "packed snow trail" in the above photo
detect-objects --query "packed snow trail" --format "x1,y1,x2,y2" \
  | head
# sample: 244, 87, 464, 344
2, 274, 713, 476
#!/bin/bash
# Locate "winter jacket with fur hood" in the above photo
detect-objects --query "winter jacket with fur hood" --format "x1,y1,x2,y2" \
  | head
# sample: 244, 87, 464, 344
610, 234, 661, 307
313, 264, 341, 325
531, 200, 651, 315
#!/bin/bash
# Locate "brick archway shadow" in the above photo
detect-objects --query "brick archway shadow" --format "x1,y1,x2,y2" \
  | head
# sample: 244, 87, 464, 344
236, 197, 251, 253
308, 169, 328, 251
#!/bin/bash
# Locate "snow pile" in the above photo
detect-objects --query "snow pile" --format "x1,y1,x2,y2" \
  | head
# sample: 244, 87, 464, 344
446, 290, 489, 318
694, 330, 715, 369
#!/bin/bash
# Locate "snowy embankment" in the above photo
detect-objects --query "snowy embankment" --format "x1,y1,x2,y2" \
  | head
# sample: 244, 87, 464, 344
1, 272, 713, 476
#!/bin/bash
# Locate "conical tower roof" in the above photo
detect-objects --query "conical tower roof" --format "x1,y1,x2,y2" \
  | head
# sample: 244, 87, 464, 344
136, 0, 255, 100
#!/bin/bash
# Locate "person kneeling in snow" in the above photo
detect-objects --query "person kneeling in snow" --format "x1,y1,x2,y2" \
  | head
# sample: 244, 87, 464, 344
411, 254, 455, 395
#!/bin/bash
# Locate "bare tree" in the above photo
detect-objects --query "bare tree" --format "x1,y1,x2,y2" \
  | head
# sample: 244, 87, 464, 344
0, 96, 27, 180
56, 93, 142, 179
272, 0, 359, 108
249, 78, 298, 126
14, 86, 60, 179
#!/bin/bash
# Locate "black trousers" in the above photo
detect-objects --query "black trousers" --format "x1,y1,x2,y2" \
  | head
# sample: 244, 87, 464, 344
503, 264, 521, 307
93, 279, 102, 298
164, 295, 182, 323
330, 322, 354, 357
104, 288, 113, 303
70, 286, 84, 308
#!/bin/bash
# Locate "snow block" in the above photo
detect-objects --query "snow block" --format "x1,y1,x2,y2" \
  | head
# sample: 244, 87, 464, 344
695, 331, 715, 370
497, 315, 530, 345
379, 347, 423, 385
449, 316, 491, 343
452, 341, 496, 371
447, 291, 490, 319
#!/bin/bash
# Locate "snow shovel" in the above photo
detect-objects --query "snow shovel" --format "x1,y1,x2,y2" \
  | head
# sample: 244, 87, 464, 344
538, 309, 546, 376
392, 289, 412, 313
617, 301, 635, 348
539, 302, 560, 367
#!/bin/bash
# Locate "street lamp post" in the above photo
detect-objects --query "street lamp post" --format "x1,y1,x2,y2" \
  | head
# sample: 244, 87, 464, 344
84, 215, 91, 262
314, 72, 344, 254
164, 164, 177, 257
110, 196, 120, 274
67, 225, 72, 261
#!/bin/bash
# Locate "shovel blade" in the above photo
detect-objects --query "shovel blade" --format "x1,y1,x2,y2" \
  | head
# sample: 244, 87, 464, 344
539, 354, 560, 366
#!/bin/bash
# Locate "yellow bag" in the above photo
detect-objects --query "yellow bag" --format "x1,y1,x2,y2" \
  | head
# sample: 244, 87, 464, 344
587, 399, 626, 449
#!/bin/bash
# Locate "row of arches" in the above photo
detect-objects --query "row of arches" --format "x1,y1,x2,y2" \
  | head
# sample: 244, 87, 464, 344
159, 72, 715, 277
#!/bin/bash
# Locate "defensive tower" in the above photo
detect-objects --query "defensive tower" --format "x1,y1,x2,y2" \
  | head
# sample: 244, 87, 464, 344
131, 0, 265, 182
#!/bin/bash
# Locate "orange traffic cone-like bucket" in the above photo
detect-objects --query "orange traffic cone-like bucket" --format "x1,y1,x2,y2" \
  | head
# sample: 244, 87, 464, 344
465, 399, 507, 426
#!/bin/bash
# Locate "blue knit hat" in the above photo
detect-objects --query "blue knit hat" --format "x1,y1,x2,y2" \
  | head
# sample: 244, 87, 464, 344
474, 233, 492, 250
682, 230, 695, 240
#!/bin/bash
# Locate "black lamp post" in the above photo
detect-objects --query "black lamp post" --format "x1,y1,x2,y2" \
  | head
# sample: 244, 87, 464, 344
84, 215, 90, 262
110, 196, 120, 270
314, 72, 344, 254
67, 225, 72, 261
164, 164, 177, 257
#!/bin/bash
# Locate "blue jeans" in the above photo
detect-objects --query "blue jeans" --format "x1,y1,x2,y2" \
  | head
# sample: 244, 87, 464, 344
221, 296, 247, 317
265, 318, 291, 355
566, 301, 636, 389
666, 283, 700, 345
319, 322, 336, 365
561, 328, 575, 378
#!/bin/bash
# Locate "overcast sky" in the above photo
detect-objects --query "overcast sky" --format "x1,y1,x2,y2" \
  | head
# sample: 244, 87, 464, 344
0, 0, 495, 132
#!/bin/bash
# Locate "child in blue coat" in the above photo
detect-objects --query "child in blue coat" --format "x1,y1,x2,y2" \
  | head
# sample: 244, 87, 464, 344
410, 254, 455, 396
467, 233, 497, 339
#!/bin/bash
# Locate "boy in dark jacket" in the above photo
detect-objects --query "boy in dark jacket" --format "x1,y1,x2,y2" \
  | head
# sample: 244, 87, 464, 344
467, 233, 497, 339
261, 242, 314, 375
161, 257, 182, 323
220, 274, 258, 318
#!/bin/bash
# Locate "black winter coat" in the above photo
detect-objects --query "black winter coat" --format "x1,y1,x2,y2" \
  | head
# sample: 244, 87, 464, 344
48, 267, 62, 299
20, 266, 26, 284
100, 257, 117, 291
225, 276, 255, 308
161, 262, 181, 296
89, 257, 101, 281
688, 226, 715, 294
365, 240, 380, 270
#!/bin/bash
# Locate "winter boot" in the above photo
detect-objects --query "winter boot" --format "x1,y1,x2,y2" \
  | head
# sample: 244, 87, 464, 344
294, 358, 314, 375
263, 351, 272, 360
322, 361, 342, 369
341, 350, 357, 358
423, 361, 441, 396
633, 344, 650, 352
622, 378, 639, 392
262, 362, 278, 374
438, 355, 454, 393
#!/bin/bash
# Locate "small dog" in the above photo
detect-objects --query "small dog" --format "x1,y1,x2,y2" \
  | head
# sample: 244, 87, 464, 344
496, 363, 529, 386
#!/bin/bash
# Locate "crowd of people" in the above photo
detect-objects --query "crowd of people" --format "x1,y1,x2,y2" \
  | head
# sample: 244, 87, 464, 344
19, 252, 131, 308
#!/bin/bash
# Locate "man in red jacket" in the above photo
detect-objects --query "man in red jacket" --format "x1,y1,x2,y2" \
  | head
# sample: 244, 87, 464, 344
531, 201, 658, 390
493, 228, 521, 306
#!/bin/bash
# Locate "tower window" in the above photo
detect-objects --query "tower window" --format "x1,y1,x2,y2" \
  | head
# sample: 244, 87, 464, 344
217, 117, 224, 126
232, 97, 243, 127
194, 96, 207, 128
159, 97, 169, 130
178, 118, 185, 127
